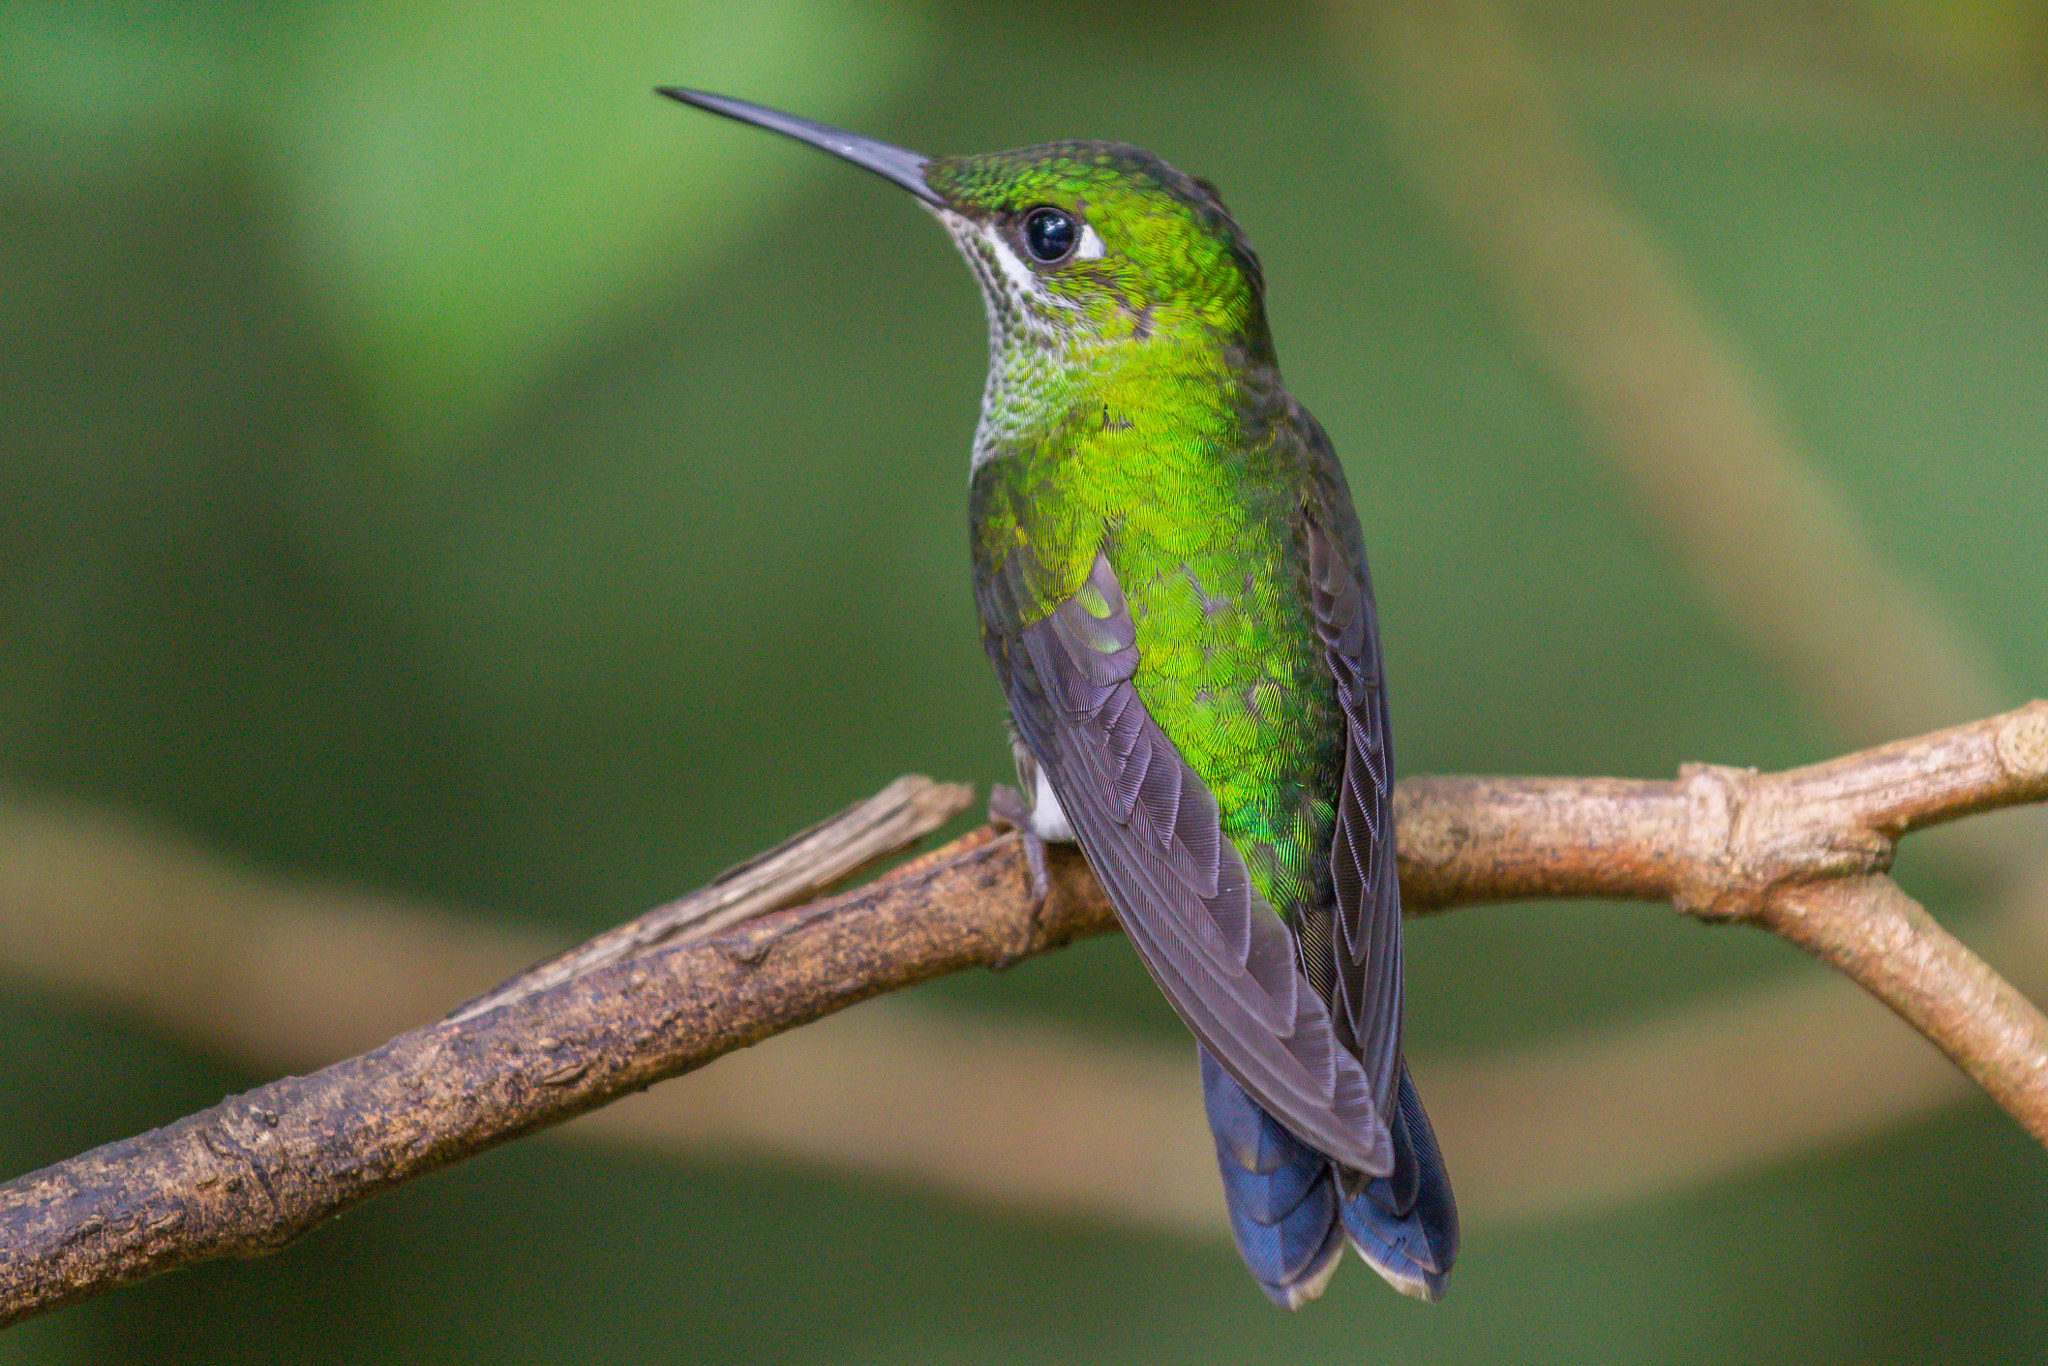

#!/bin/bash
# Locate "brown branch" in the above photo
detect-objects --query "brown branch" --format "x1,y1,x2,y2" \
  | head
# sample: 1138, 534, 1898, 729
0, 782, 1090, 1330
7, 790, 2022, 1245
447, 774, 976, 1023
1396, 701, 2048, 909
1397, 703, 2048, 1140
4, 704, 2048, 1327
1761, 875, 2048, 1132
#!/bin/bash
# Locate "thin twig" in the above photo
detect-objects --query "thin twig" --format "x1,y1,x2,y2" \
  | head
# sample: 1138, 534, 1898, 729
1762, 875, 2048, 1134
1395, 703, 2048, 1141
4, 705, 2047, 1328
448, 775, 974, 1022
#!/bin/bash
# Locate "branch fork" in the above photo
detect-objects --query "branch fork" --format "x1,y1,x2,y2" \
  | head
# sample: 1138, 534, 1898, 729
1670, 761, 1892, 923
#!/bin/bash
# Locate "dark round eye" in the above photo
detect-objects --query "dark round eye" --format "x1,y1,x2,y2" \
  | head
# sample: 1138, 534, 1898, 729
1021, 206, 1078, 263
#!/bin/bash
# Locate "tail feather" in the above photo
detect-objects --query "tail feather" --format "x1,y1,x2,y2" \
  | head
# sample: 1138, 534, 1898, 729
1202, 1048, 1457, 1307
1339, 1063, 1458, 1302
1200, 1048, 1345, 1308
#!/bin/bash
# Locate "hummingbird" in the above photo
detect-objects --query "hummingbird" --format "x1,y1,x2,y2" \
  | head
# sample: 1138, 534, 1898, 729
660, 88, 1457, 1307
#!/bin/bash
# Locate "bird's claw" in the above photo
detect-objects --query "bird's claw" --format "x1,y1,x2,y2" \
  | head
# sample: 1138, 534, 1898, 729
988, 783, 1050, 968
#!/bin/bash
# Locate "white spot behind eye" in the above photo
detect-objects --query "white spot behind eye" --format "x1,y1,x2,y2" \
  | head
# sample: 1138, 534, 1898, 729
989, 234, 1044, 302
1075, 223, 1107, 260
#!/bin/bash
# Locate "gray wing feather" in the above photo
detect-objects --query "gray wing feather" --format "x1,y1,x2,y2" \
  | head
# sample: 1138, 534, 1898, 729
1304, 492, 1404, 1119
1000, 548, 1393, 1176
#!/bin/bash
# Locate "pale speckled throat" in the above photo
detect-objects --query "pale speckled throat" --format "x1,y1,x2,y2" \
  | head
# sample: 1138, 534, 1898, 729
933, 208, 1092, 469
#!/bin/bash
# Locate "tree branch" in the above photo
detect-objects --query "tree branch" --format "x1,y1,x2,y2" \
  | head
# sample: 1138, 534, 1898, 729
3, 703, 2046, 1327
1398, 704, 2048, 1139
1761, 874, 2048, 1135
1395, 700, 2048, 909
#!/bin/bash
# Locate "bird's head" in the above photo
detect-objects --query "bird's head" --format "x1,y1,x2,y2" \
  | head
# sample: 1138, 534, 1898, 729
661, 89, 1273, 363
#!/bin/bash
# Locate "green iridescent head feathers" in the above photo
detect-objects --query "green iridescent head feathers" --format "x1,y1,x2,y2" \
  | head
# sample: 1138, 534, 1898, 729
923, 142, 1272, 357
657, 89, 1273, 363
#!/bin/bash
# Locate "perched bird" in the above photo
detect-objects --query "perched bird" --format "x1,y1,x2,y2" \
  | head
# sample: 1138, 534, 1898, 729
661, 89, 1457, 1307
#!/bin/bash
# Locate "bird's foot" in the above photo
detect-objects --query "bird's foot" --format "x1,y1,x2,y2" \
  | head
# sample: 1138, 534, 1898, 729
988, 783, 1050, 968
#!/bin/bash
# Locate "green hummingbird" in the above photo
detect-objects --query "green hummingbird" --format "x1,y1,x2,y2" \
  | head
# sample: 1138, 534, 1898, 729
661, 88, 1457, 1307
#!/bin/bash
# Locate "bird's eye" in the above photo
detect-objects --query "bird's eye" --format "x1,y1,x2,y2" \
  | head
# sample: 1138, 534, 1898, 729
1021, 206, 1079, 263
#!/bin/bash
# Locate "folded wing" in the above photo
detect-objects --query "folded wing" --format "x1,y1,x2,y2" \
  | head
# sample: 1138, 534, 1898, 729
982, 546, 1392, 1175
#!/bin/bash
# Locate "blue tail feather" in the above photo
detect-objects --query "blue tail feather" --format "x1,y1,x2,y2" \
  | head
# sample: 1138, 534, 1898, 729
1339, 1063, 1458, 1301
1200, 1048, 1345, 1307
1201, 1047, 1458, 1307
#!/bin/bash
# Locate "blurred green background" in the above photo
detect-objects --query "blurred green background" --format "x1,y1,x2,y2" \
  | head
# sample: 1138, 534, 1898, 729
4, 0, 2047, 1360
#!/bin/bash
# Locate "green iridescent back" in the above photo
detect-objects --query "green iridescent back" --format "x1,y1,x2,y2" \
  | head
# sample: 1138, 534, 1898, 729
968, 374, 1347, 937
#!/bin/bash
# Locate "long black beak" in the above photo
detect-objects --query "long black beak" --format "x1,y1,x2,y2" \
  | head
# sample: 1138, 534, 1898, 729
657, 88, 944, 208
